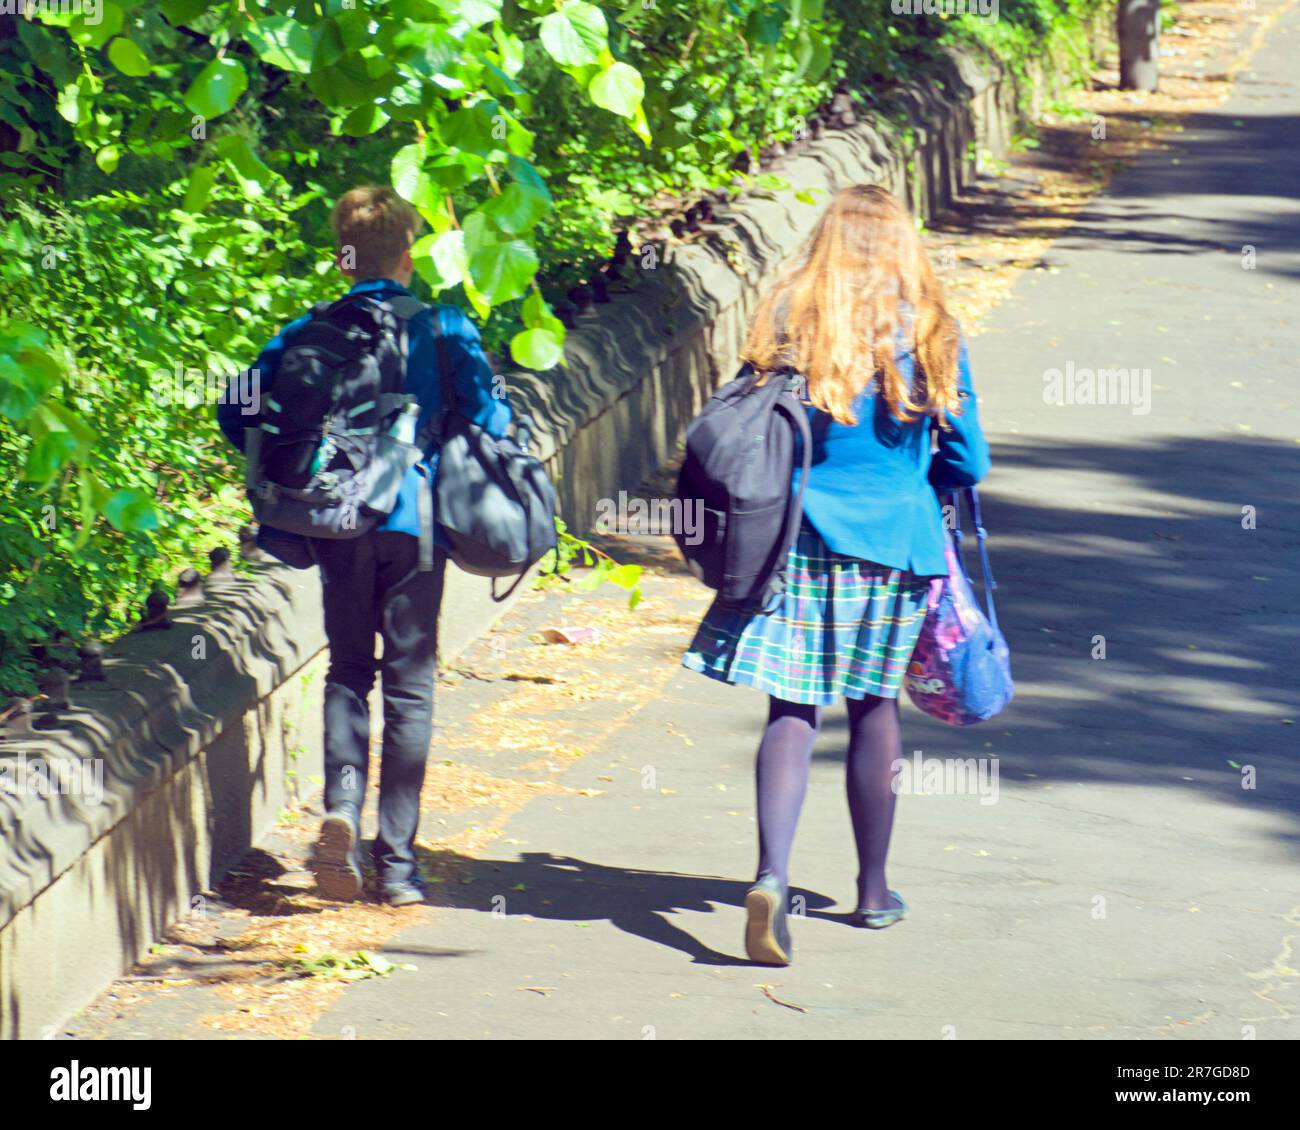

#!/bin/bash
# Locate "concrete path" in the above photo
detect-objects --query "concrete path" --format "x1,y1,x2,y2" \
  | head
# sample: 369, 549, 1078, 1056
298, 5, 1300, 1041
69, 4, 1299, 1041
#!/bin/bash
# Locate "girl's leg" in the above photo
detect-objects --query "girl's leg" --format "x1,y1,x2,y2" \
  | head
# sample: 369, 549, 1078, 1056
845, 693, 904, 911
755, 696, 822, 887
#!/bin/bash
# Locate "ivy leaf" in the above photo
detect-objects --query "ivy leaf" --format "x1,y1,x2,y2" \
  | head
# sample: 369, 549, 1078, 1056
103, 488, 160, 533
107, 37, 153, 78
588, 61, 644, 119
183, 58, 248, 120
539, 2, 607, 68
245, 16, 315, 74
509, 327, 564, 371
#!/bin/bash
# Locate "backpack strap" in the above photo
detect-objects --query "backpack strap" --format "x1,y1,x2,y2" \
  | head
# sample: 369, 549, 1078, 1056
768, 372, 813, 603
389, 295, 439, 573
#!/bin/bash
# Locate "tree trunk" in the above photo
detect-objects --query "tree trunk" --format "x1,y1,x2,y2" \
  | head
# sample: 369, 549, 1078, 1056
1117, 0, 1161, 91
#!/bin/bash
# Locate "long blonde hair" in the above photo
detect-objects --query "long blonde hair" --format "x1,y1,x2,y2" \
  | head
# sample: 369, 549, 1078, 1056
742, 184, 962, 427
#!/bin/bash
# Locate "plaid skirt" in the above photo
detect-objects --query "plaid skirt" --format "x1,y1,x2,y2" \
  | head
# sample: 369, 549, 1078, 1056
682, 523, 932, 706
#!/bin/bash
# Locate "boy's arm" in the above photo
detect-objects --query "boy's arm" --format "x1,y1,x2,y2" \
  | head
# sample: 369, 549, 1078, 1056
928, 335, 991, 492
409, 305, 513, 440
215, 312, 312, 452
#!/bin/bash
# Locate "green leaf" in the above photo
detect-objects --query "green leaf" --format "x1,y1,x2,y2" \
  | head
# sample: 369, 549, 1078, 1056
794, 27, 832, 82
463, 212, 537, 306
748, 3, 787, 47
103, 488, 160, 533
338, 103, 390, 137
23, 403, 95, 484
481, 181, 551, 235
606, 563, 643, 590
509, 327, 564, 370
181, 165, 217, 213
107, 37, 153, 78
588, 61, 643, 119
55, 83, 83, 126
245, 16, 315, 74
436, 0, 503, 25
391, 143, 438, 211
216, 134, 273, 195
306, 56, 375, 108
539, 2, 607, 68
161, 0, 210, 25
411, 230, 467, 293
70, 3, 123, 49
95, 145, 121, 174
183, 58, 248, 120
0, 325, 63, 421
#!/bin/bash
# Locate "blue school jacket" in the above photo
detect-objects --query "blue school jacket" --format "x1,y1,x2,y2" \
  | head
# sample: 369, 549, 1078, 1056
792, 335, 990, 578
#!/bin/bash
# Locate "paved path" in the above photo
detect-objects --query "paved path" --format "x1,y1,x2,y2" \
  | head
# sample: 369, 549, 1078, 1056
71, 5, 1300, 1040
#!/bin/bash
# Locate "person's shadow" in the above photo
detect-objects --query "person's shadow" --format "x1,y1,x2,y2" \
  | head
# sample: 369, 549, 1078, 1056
413, 847, 838, 966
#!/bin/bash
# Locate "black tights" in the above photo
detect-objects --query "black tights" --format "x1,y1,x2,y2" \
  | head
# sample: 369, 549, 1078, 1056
755, 694, 903, 912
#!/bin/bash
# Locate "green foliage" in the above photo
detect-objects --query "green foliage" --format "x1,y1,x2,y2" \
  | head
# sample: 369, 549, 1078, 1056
0, 1, 1106, 691
540, 520, 643, 610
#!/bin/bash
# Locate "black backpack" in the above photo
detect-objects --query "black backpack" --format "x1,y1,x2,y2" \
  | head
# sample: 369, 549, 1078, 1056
244, 293, 433, 548
673, 366, 812, 612
431, 334, 558, 596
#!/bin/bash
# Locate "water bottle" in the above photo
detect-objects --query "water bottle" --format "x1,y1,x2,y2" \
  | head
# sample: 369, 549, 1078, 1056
389, 402, 420, 445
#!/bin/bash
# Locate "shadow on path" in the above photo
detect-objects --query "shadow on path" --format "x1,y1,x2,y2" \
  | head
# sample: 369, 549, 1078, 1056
415, 847, 836, 966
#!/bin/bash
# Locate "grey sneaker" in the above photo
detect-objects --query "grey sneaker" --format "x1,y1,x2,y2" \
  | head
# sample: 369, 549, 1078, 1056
744, 873, 792, 966
382, 880, 426, 908
310, 810, 362, 902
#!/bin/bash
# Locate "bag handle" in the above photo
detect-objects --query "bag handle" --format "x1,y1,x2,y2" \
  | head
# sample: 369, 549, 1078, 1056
948, 486, 1000, 632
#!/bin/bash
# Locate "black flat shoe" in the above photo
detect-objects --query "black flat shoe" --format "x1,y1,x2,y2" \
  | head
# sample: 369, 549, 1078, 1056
311, 810, 362, 902
744, 874, 793, 966
849, 890, 908, 930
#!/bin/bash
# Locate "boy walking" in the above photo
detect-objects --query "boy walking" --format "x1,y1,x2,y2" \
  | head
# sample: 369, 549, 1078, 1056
218, 187, 510, 905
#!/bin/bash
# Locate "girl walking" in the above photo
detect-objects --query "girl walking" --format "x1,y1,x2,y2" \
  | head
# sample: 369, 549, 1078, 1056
682, 185, 990, 965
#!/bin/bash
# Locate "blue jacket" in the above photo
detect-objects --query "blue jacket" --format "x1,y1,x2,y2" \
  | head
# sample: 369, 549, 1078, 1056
792, 335, 990, 578
218, 278, 512, 548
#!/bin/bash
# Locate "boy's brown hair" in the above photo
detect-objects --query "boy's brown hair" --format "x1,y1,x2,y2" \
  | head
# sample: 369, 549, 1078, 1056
331, 186, 422, 280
